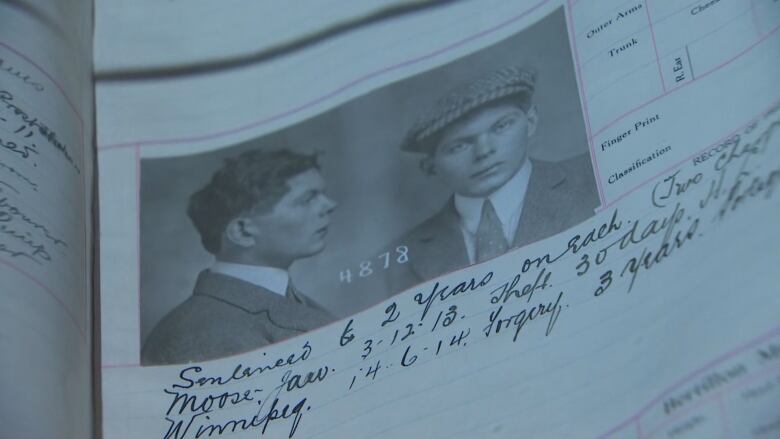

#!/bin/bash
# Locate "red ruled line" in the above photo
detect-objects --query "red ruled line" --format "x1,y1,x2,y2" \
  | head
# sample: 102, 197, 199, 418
97, 0, 553, 152
644, 0, 667, 92
596, 324, 780, 439
0, 257, 86, 340
567, 0, 607, 206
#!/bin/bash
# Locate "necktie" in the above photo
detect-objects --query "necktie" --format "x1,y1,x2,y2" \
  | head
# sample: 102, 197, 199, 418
475, 199, 509, 263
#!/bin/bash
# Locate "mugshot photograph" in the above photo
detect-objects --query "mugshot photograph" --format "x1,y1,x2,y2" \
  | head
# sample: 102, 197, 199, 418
138, 9, 597, 357
141, 149, 337, 365
381, 66, 600, 295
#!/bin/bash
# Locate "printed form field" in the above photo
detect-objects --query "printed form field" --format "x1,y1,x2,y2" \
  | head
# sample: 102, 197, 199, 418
570, 0, 780, 205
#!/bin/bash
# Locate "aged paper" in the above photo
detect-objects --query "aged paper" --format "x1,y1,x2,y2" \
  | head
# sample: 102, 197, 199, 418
95, 0, 780, 437
0, 0, 94, 438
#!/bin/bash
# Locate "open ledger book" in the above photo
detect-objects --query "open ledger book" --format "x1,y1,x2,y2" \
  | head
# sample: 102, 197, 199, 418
2, 0, 780, 437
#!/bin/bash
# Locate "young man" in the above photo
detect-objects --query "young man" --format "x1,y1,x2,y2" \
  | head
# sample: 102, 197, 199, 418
384, 66, 599, 295
142, 149, 337, 365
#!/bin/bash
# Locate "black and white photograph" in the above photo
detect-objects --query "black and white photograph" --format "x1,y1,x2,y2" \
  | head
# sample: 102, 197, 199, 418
138, 7, 600, 366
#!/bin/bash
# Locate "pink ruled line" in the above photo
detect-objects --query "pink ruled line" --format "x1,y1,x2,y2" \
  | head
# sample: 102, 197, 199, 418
596, 323, 780, 439
103, 0, 552, 371
96, 6, 779, 201
591, 22, 780, 140
103, 3, 780, 371
0, 43, 89, 340
100, 146, 142, 369
598, 96, 780, 212
575, 0, 701, 46
644, 0, 667, 92
567, 0, 606, 206
642, 364, 780, 438
0, 41, 84, 125
0, 257, 85, 340
0, 40, 86, 150
591, 22, 780, 209
582, 1, 755, 104
97, 0, 555, 152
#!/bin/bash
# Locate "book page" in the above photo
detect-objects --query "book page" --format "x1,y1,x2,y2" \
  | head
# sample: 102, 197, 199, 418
95, 0, 780, 437
0, 0, 94, 438
93, 0, 447, 77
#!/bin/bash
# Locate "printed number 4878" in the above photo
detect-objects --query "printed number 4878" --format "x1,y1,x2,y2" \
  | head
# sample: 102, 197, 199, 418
339, 245, 409, 283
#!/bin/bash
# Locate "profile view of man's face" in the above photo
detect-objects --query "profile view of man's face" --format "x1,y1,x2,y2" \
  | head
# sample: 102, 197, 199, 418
431, 102, 536, 198
243, 168, 337, 267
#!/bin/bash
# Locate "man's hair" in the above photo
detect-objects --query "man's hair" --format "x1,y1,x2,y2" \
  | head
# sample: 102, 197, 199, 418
187, 149, 320, 255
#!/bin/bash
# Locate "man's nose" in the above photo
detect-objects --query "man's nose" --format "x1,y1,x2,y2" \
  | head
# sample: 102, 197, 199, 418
320, 195, 337, 216
473, 133, 496, 160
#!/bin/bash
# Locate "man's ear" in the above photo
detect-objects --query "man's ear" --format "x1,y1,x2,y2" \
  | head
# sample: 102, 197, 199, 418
419, 155, 436, 176
525, 105, 538, 138
224, 217, 256, 248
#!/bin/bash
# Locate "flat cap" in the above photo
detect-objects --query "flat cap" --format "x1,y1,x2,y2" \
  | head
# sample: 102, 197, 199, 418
401, 66, 536, 154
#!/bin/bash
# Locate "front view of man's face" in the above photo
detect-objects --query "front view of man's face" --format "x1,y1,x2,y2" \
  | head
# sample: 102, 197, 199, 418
246, 169, 337, 268
432, 102, 535, 198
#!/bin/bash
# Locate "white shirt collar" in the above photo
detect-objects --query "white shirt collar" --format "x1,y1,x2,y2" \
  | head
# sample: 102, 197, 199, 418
210, 261, 289, 297
454, 159, 533, 241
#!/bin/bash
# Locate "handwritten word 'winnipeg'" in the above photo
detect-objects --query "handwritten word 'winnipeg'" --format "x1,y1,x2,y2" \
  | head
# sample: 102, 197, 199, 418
163, 396, 308, 439
162, 342, 328, 438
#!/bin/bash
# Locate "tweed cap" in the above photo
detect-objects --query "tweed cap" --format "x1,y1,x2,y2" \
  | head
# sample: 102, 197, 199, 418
401, 66, 536, 154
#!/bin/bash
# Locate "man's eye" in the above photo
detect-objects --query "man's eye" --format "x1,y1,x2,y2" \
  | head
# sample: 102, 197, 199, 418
493, 117, 516, 132
445, 141, 469, 154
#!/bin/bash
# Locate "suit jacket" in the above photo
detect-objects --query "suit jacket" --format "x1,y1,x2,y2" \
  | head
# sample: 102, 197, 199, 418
383, 155, 599, 296
141, 270, 334, 365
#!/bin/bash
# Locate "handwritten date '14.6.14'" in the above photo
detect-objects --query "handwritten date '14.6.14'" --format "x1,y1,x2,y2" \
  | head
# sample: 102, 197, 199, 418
335, 106, 780, 401
156, 108, 780, 439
